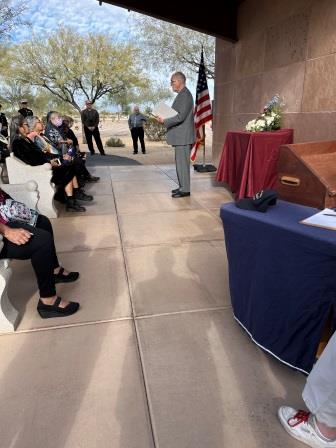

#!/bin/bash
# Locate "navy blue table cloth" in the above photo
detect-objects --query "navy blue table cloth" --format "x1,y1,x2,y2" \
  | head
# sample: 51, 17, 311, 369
220, 200, 336, 373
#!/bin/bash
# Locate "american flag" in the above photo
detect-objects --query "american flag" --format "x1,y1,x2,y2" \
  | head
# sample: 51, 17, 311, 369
190, 50, 213, 162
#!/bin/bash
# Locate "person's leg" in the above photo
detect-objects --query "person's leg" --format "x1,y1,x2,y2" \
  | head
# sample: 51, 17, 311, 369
0, 223, 80, 316
139, 127, 146, 153
92, 127, 105, 155
1, 223, 57, 298
35, 215, 59, 269
175, 145, 190, 193
303, 332, 336, 432
131, 128, 138, 153
278, 332, 336, 446
174, 146, 181, 188
84, 126, 94, 155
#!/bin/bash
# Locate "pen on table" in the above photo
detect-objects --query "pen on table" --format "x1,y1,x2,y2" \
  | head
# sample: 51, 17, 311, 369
322, 214, 336, 217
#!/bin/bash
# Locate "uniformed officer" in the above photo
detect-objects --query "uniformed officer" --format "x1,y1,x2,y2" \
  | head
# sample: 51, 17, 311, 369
0, 103, 8, 137
18, 99, 33, 118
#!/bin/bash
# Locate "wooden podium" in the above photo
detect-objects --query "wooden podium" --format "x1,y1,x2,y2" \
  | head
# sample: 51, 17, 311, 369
277, 141, 336, 209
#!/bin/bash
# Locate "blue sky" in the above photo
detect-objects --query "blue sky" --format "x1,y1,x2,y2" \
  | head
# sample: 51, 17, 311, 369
11, 0, 213, 104
15, 0, 133, 42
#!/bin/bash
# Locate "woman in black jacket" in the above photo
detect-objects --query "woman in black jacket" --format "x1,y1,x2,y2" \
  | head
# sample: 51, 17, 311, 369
10, 115, 87, 212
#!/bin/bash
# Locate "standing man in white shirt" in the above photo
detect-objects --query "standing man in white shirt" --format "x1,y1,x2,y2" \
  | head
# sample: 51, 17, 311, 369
128, 106, 147, 154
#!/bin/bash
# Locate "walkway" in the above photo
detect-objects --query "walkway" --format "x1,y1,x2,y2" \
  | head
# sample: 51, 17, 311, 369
0, 163, 305, 448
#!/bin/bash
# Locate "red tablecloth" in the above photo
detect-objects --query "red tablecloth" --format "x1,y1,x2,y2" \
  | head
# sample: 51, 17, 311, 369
216, 129, 294, 199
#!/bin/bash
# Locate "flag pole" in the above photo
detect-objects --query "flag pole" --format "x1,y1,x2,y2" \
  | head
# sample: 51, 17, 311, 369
192, 48, 217, 173
202, 124, 206, 167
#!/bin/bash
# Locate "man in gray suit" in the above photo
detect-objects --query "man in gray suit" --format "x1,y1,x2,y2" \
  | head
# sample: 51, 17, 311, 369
156, 72, 195, 198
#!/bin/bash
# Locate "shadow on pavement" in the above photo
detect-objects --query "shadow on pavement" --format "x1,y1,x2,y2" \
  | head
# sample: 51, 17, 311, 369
85, 154, 142, 166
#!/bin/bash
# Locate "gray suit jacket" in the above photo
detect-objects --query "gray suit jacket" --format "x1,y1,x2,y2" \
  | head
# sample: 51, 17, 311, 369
164, 87, 196, 146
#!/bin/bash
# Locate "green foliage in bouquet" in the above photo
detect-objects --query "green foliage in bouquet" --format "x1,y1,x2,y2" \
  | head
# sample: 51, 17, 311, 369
144, 116, 166, 142
246, 94, 284, 132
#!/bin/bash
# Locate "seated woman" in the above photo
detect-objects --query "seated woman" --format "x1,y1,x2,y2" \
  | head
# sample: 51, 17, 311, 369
45, 112, 99, 184
0, 188, 80, 318
61, 116, 99, 183
10, 115, 90, 212
26, 116, 59, 157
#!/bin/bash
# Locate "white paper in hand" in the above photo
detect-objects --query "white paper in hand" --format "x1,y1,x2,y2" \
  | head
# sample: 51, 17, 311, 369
152, 102, 178, 119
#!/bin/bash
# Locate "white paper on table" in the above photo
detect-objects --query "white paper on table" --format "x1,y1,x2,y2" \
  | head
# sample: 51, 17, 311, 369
152, 102, 178, 119
300, 208, 336, 230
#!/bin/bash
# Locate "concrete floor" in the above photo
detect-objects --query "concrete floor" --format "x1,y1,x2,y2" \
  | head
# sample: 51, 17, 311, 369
0, 163, 306, 448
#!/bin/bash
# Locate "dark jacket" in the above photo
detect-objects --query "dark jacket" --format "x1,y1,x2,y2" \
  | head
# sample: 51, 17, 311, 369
12, 137, 48, 166
0, 112, 8, 137
18, 108, 33, 118
81, 108, 99, 128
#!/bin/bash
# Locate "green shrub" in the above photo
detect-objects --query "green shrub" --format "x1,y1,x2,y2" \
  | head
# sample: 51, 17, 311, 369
105, 137, 125, 147
144, 117, 166, 142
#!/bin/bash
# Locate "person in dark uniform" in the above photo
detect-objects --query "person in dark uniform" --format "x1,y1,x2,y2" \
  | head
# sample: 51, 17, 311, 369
18, 99, 33, 118
0, 103, 10, 161
80, 100, 105, 156
128, 106, 147, 154
0, 103, 8, 138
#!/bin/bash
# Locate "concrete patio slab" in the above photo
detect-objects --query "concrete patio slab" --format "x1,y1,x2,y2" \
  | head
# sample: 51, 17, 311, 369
110, 169, 170, 182
125, 241, 230, 316
51, 215, 121, 252
112, 179, 178, 196
115, 192, 202, 215
84, 180, 113, 196
0, 321, 154, 448
137, 309, 306, 448
192, 189, 233, 208
9, 248, 131, 331
192, 177, 227, 191
119, 209, 224, 247
58, 195, 117, 217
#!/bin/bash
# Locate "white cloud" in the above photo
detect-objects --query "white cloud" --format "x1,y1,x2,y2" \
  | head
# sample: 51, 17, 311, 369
13, 0, 133, 42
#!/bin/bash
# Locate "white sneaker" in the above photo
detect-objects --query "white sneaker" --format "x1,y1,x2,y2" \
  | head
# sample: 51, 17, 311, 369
278, 406, 336, 448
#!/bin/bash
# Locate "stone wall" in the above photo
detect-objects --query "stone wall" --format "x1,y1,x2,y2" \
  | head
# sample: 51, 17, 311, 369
213, 0, 336, 165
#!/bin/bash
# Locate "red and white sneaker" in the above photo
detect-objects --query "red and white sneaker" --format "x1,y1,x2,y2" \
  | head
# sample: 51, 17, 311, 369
278, 406, 336, 448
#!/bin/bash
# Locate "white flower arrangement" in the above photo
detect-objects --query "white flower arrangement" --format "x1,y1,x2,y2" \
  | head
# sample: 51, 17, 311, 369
245, 95, 284, 132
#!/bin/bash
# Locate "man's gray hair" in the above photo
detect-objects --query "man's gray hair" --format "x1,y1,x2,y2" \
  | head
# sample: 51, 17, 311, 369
172, 71, 186, 83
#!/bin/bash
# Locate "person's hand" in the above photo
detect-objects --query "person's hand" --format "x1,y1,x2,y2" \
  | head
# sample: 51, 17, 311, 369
50, 159, 60, 167
89, 126, 95, 131
4, 227, 32, 245
155, 116, 164, 124
66, 138, 73, 145
63, 154, 72, 161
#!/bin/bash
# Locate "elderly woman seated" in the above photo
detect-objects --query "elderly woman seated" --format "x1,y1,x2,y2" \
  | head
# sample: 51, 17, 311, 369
10, 115, 92, 212
0, 188, 80, 318
44, 112, 99, 184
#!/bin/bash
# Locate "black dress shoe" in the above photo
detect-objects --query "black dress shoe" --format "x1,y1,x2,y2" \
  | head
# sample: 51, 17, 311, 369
86, 176, 100, 182
37, 297, 79, 319
54, 267, 80, 284
133, 151, 138, 154
171, 188, 180, 194
172, 191, 190, 198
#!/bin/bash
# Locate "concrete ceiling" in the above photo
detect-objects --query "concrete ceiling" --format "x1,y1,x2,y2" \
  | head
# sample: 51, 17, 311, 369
97, 0, 243, 41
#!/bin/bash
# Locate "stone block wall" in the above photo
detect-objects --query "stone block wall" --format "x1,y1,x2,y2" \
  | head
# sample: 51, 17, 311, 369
213, 0, 336, 164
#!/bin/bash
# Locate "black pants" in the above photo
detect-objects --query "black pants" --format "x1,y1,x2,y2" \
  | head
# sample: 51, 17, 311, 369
84, 126, 105, 155
73, 156, 91, 180
0, 215, 59, 298
131, 127, 145, 152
